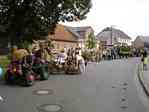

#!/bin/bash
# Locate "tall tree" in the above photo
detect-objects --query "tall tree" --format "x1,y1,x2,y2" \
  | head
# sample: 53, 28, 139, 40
0, 0, 92, 45
86, 32, 96, 49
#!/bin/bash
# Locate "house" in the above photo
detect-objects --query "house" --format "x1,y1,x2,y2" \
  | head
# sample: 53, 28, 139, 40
0, 24, 96, 54
47, 24, 95, 52
134, 36, 149, 48
66, 26, 95, 49
47, 24, 79, 52
96, 27, 131, 48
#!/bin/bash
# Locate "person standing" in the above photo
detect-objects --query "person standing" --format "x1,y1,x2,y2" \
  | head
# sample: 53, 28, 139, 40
141, 48, 148, 70
107, 49, 111, 60
76, 51, 85, 73
102, 49, 107, 60
111, 48, 115, 60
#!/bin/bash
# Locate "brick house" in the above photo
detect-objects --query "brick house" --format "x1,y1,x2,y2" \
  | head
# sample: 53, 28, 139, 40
47, 24, 79, 52
47, 24, 95, 51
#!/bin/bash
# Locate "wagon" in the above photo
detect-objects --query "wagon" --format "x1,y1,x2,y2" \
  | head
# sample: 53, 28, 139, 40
119, 46, 131, 58
64, 56, 81, 74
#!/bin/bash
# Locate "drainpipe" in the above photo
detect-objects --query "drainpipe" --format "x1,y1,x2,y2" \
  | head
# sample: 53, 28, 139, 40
110, 26, 113, 47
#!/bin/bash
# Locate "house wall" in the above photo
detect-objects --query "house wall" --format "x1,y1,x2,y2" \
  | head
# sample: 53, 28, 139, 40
48, 24, 77, 42
99, 37, 131, 48
85, 28, 93, 39
52, 40, 78, 52
134, 37, 144, 48
78, 39, 85, 49
106, 38, 112, 46
117, 38, 131, 46
48, 25, 96, 51
48, 24, 78, 51
77, 28, 95, 49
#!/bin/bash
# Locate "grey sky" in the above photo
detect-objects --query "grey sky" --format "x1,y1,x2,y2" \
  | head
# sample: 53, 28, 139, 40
62, 0, 149, 40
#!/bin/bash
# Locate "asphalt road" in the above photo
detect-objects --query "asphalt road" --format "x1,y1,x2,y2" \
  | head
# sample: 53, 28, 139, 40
96, 58, 148, 112
0, 58, 148, 112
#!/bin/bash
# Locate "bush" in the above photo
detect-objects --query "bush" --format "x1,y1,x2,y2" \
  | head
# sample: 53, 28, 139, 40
0, 55, 10, 75
82, 50, 96, 61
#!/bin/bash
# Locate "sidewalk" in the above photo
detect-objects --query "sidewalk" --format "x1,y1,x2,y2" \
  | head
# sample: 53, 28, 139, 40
138, 62, 149, 96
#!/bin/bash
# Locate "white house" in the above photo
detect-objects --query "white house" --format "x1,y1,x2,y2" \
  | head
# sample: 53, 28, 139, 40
96, 27, 131, 47
66, 26, 95, 49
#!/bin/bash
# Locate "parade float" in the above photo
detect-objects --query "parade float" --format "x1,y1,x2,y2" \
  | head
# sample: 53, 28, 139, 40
48, 48, 83, 74
5, 47, 35, 86
64, 48, 84, 74
119, 45, 131, 58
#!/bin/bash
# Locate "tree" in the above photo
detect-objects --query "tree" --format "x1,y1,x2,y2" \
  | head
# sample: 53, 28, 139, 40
86, 32, 96, 49
0, 0, 92, 45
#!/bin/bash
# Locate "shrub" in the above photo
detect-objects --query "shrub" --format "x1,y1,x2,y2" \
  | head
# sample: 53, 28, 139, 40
0, 55, 10, 75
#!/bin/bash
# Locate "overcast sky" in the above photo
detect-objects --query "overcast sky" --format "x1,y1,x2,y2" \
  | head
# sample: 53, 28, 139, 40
62, 0, 149, 40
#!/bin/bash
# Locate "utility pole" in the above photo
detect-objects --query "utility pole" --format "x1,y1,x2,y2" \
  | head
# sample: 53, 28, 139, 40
110, 26, 113, 47
110, 25, 117, 47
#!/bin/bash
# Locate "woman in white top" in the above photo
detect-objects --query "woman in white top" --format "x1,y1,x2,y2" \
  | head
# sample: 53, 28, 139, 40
76, 51, 85, 73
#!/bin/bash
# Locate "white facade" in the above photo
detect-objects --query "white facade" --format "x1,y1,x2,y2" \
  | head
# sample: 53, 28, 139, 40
117, 37, 131, 46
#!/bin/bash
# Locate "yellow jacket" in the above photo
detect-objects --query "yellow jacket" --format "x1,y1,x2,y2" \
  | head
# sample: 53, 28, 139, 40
144, 57, 148, 65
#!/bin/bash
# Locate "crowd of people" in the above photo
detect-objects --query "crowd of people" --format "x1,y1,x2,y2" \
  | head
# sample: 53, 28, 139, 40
1, 40, 148, 87
7, 42, 149, 74
100, 46, 148, 61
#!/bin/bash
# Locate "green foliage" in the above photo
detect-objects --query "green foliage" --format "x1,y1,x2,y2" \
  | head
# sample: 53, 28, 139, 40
0, 55, 10, 75
119, 46, 131, 54
0, 0, 92, 44
82, 50, 91, 60
86, 33, 96, 49
82, 50, 96, 61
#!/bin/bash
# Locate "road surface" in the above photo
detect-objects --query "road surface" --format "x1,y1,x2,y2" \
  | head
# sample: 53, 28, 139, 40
96, 58, 148, 112
0, 58, 148, 112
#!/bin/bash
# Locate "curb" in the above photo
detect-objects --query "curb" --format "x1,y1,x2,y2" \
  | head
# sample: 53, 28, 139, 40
137, 64, 149, 97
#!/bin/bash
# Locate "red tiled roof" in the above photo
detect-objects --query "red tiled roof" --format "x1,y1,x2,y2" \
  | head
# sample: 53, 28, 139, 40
66, 26, 94, 39
48, 24, 94, 41
48, 24, 78, 42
